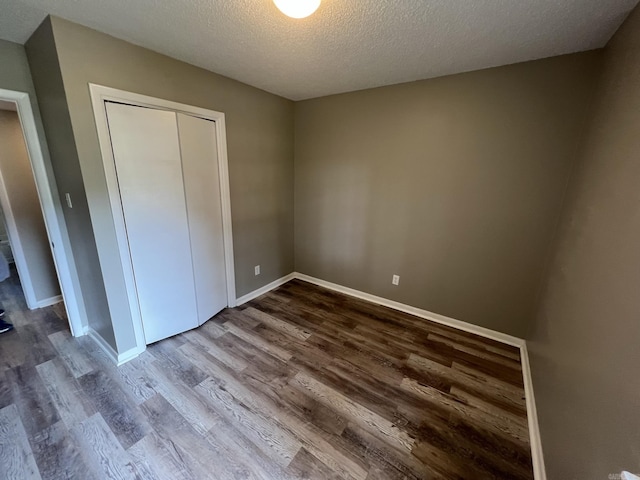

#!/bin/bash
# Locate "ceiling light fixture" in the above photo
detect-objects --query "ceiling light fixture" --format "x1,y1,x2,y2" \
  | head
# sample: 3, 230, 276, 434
273, 0, 321, 19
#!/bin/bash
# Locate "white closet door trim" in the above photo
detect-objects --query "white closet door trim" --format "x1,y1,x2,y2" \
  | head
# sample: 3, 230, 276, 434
89, 84, 236, 354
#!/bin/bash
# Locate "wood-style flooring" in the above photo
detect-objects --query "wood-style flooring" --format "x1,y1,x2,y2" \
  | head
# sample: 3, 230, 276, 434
0, 272, 533, 479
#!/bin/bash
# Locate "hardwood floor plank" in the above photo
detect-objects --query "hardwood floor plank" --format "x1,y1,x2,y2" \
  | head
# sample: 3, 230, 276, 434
318, 358, 423, 427
0, 329, 30, 372
48, 330, 95, 378
140, 393, 250, 480
186, 346, 367, 480
400, 377, 530, 444
70, 413, 139, 479
5, 365, 60, 436
217, 337, 295, 388
277, 384, 348, 436
427, 332, 522, 370
199, 318, 228, 338
416, 420, 532, 480
78, 370, 152, 449
196, 376, 301, 467
78, 335, 158, 407
115, 352, 160, 405
0, 273, 533, 479
26, 307, 67, 337
204, 416, 295, 480
223, 320, 293, 362
14, 324, 57, 368
127, 432, 201, 480
182, 329, 248, 371
144, 358, 219, 435
486, 343, 521, 361
0, 371, 11, 409
339, 423, 434, 480
221, 308, 263, 329
451, 352, 525, 388
452, 360, 527, 403
287, 447, 344, 480
244, 306, 313, 340
291, 372, 416, 453
447, 417, 533, 474
451, 386, 528, 429
424, 325, 520, 357
0, 404, 42, 480
146, 338, 208, 388
407, 353, 527, 416
36, 358, 94, 429
411, 439, 478, 479
30, 421, 100, 480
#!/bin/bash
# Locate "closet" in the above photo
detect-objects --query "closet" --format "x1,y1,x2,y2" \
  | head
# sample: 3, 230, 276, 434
105, 101, 227, 344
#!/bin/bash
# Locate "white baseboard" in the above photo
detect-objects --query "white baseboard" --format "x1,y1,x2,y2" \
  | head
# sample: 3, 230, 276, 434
520, 343, 547, 480
86, 327, 143, 366
249, 271, 544, 479
115, 345, 145, 366
33, 294, 63, 309
294, 273, 545, 479
87, 327, 118, 364
235, 272, 296, 306
109, 268, 547, 478
294, 272, 525, 348
235, 270, 525, 347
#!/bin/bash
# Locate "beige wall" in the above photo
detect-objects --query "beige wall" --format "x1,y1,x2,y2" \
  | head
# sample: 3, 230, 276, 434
295, 52, 601, 337
528, 6, 640, 478
0, 40, 35, 95
0, 39, 82, 322
27, 17, 294, 352
27, 19, 117, 348
0, 110, 60, 302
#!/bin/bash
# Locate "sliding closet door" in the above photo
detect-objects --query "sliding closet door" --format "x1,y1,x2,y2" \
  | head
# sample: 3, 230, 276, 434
105, 102, 199, 344
177, 113, 227, 324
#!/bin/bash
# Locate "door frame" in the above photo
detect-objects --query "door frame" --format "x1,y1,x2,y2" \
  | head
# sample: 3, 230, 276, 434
0, 88, 84, 336
0, 159, 43, 308
89, 84, 236, 351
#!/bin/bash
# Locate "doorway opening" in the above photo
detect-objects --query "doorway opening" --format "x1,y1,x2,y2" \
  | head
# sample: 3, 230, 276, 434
0, 89, 83, 338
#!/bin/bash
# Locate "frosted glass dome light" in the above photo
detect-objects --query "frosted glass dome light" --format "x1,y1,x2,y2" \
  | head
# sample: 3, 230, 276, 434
273, 0, 321, 19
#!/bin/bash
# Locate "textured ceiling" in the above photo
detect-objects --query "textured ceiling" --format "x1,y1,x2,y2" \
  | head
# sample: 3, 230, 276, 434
1, 0, 638, 100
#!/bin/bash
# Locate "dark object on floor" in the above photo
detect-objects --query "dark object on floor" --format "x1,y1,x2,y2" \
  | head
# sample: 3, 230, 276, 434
0, 319, 13, 333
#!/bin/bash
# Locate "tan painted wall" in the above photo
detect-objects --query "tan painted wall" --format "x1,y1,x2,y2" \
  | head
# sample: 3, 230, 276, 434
27, 16, 294, 352
528, 6, 640, 478
295, 52, 601, 337
0, 40, 35, 95
0, 110, 59, 302
27, 19, 118, 349
0, 39, 82, 323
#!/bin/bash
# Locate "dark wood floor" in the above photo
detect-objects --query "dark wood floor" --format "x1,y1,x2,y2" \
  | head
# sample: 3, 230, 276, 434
0, 273, 533, 479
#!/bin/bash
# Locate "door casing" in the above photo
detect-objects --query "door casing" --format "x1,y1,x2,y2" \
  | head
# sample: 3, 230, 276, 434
0, 88, 85, 337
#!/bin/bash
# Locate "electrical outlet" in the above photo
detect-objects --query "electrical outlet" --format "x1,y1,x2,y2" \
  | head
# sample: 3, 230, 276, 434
254, 265, 260, 276
392, 274, 400, 285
